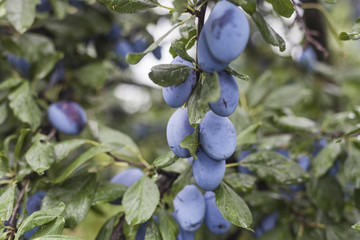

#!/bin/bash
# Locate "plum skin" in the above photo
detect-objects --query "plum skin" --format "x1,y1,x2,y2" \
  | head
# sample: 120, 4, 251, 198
204, 191, 231, 234
173, 185, 206, 232
199, 111, 236, 160
47, 101, 87, 135
193, 148, 225, 191
110, 168, 144, 187
209, 71, 239, 117
162, 56, 196, 108
166, 108, 194, 158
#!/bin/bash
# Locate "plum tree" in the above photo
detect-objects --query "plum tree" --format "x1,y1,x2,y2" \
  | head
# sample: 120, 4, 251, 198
166, 108, 194, 158
6, 53, 31, 78
199, 111, 236, 160
173, 185, 205, 232
209, 70, 239, 117
204, 191, 231, 234
47, 101, 87, 135
162, 57, 196, 108
192, 148, 225, 191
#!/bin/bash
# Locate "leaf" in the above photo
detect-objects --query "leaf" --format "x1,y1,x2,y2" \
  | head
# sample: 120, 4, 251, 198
5, 0, 38, 34
15, 203, 65, 240
326, 225, 360, 239
0, 77, 22, 90
52, 144, 111, 183
187, 73, 220, 126
236, 122, 261, 147
123, 176, 160, 225
158, 208, 178, 240
239, 151, 309, 184
171, 165, 193, 196
14, 128, 30, 162
265, 0, 294, 18
215, 182, 253, 230
273, 115, 318, 133
144, 221, 161, 240
0, 183, 15, 221
0, 152, 9, 178
127, 16, 195, 64
33, 52, 64, 80
265, 84, 310, 108
30, 216, 65, 239
25, 134, 55, 174
96, 213, 123, 240
339, 21, 360, 41
170, 40, 195, 62
42, 174, 97, 228
152, 151, 180, 168
251, 11, 286, 52
344, 148, 360, 188
92, 181, 127, 205
312, 142, 342, 178
33, 235, 83, 240
148, 64, 192, 87
258, 134, 292, 150
306, 176, 344, 222
223, 172, 257, 193
54, 139, 87, 162
229, 0, 256, 14
98, 0, 157, 14
352, 221, 360, 233
8, 82, 41, 131
179, 127, 199, 160
173, 0, 187, 13
225, 67, 250, 82
74, 62, 110, 90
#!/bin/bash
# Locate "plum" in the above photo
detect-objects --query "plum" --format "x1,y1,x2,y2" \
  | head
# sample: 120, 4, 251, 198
114, 39, 134, 69
172, 213, 195, 240
132, 38, 148, 53
173, 185, 205, 231
299, 46, 317, 71
313, 138, 327, 157
291, 155, 310, 191
47, 101, 87, 135
199, 111, 236, 160
166, 108, 194, 158
237, 149, 253, 174
254, 212, 279, 237
204, 191, 231, 234
108, 24, 122, 41
152, 46, 162, 60
7, 53, 31, 78
203, 1, 250, 63
111, 168, 144, 186
162, 57, 196, 108
273, 148, 290, 158
193, 148, 225, 191
23, 191, 46, 239
36, 0, 52, 12
209, 71, 239, 117
49, 62, 65, 87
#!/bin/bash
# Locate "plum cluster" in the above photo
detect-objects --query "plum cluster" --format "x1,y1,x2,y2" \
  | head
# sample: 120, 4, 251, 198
173, 185, 231, 238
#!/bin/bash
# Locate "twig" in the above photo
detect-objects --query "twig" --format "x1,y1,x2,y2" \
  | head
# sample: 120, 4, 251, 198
110, 215, 126, 240
107, 152, 147, 168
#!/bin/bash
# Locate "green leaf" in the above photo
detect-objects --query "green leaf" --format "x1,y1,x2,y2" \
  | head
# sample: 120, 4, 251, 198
123, 176, 160, 225
33, 52, 64, 80
312, 142, 342, 178
15, 203, 65, 240
152, 151, 180, 168
0, 152, 9, 178
0, 183, 15, 221
96, 213, 123, 240
236, 122, 261, 147
258, 134, 292, 150
158, 208, 178, 240
54, 139, 87, 162
30, 216, 65, 239
74, 62, 110, 90
8, 82, 41, 131
306, 176, 344, 222
273, 115, 318, 133
223, 172, 257, 193
215, 182, 253, 230
344, 148, 360, 188
339, 22, 360, 41
229, 0, 256, 14
14, 128, 30, 162
326, 225, 360, 239
144, 221, 161, 240
25, 134, 55, 174
148, 64, 192, 87
98, 0, 157, 13
127, 16, 195, 64
52, 144, 111, 183
265, 0, 294, 18
352, 221, 360, 233
239, 151, 309, 184
42, 174, 97, 228
180, 127, 199, 160
225, 67, 250, 82
265, 84, 310, 108
187, 73, 220, 126
5, 0, 38, 34
170, 40, 195, 62
32, 235, 83, 240
171, 165, 193, 196
173, 0, 187, 12
251, 11, 286, 52
92, 181, 127, 205
0, 77, 23, 90
98, 124, 141, 162
0, 102, 8, 126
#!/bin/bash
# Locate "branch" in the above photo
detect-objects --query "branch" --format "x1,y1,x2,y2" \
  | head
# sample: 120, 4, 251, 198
107, 152, 147, 168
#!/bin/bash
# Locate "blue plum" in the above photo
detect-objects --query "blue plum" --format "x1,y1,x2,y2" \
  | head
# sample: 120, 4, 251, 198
152, 46, 162, 60
313, 138, 327, 157
193, 148, 225, 191
135, 223, 147, 240
172, 213, 195, 240
111, 168, 144, 186
108, 24, 122, 41
49, 62, 65, 87
132, 38, 148, 53
47, 101, 87, 135
203, 1, 250, 63
23, 191, 46, 239
7, 53, 31, 78
162, 57, 196, 108
329, 160, 340, 176
36, 0, 52, 12
199, 111, 236, 160
297, 154, 310, 171
166, 108, 194, 158
299, 46, 317, 72
237, 149, 253, 174
173, 185, 205, 231
209, 71, 239, 117
114, 39, 135, 69
254, 212, 279, 237
204, 191, 231, 234
273, 148, 290, 158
